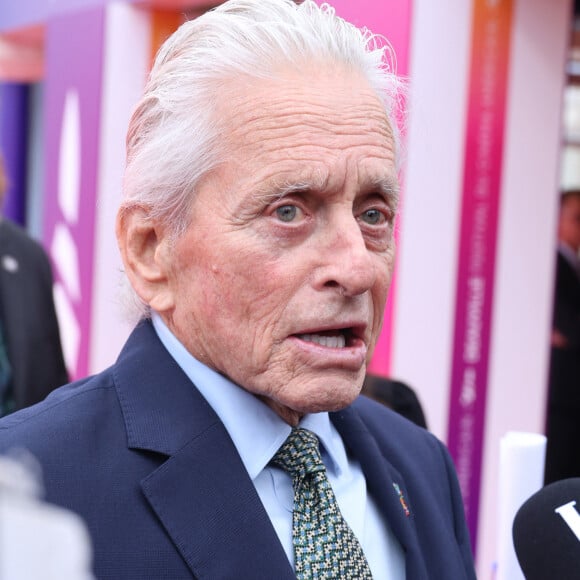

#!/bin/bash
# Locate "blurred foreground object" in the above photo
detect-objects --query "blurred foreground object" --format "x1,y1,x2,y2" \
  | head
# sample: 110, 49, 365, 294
0, 454, 94, 580
495, 432, 546, 580
513, 478, 580, 580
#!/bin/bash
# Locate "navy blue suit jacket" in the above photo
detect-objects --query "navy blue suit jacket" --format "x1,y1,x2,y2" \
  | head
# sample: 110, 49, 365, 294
0, 321, 475, 579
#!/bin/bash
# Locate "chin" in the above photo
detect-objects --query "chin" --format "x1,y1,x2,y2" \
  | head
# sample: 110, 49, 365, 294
294, 383, 362, 414
266, 386, 361, 425
262, 372, 364, 421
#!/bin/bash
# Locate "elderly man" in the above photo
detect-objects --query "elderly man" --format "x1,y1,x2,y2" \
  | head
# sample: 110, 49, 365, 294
0, 1, 476, 578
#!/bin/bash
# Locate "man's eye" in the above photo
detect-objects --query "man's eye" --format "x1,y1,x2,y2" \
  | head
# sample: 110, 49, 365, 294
275, 205, 299, 222
361, 208, 385, 225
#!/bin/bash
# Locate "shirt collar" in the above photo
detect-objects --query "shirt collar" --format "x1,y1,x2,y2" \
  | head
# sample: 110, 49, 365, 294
151, 313, 345, 478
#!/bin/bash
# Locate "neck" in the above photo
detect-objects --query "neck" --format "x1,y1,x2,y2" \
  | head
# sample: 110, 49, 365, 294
257, 395, 303, 426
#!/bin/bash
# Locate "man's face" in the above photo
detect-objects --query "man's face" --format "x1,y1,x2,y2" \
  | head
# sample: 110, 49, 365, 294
160, 67, 398, 424
559, 195, 580, 253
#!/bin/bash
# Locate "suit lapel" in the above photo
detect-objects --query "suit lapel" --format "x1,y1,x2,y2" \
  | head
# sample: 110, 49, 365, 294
331, 407, 429, 579
114, 321, 293, 579
114, 322, 434, 578
141, 422, 294, 579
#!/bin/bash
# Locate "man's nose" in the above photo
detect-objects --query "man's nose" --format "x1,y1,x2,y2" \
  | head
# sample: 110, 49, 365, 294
316, 217, 378, 297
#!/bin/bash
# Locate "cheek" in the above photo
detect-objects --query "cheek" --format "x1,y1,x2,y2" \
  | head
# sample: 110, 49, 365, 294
370, 259, 394, 329
376, 252, 394, 296
199, 257, 288, 329
380, 272, 392, 307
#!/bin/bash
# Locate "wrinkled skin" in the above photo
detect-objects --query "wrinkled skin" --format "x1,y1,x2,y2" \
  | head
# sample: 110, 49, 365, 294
118, 66, 399, 425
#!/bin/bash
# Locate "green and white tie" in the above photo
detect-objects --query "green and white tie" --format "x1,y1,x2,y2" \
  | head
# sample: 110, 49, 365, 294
272, 427, 373, 580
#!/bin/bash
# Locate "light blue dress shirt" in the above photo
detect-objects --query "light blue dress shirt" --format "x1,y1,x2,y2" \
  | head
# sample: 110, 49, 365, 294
152, 313, 405, 579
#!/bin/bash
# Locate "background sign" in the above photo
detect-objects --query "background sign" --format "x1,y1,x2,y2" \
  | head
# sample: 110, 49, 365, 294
446, 0, 514, 550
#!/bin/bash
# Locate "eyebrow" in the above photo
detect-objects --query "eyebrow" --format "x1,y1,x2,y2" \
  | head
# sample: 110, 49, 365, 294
257, 172, 400, 206
255, 172, 327, 202
369, 176, 400, 208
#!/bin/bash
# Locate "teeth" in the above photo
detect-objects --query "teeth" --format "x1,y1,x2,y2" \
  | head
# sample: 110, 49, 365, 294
299, 333, 346, 348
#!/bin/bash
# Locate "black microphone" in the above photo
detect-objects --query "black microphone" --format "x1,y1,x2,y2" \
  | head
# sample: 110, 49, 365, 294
512, 478, 580, 579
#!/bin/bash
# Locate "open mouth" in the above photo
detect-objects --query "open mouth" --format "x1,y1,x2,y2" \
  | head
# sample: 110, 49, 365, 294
295, 328, 360, 349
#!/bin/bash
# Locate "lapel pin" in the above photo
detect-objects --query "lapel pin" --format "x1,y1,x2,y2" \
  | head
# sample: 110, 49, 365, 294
1, 255, 19, 273
393, 482, 410, 517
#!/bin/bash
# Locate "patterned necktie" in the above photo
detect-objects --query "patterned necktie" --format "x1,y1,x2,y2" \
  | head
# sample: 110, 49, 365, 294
272, 427, 373, 580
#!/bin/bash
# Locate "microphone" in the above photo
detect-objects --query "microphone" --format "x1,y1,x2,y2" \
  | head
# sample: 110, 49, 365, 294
512, 477, 580, 579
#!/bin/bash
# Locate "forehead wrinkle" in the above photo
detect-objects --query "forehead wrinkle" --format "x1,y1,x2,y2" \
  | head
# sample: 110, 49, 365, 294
234, 122, 394, 173
225, 82, 392, 144
236, 106, 391, 147
230, 136, 397, 198
217, 70, 398, 217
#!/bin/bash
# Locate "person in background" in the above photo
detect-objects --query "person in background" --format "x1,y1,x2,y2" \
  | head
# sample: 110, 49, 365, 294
0, 1, 476, 578
0, 156, 68, 417
545, 190, 580, 484
362, 373, 428, 429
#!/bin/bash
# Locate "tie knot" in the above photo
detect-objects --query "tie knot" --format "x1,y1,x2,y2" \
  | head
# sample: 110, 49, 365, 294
271, 428, 326, 480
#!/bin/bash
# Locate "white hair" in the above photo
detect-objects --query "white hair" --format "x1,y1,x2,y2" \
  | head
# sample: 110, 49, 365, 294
120, 0, 405, 319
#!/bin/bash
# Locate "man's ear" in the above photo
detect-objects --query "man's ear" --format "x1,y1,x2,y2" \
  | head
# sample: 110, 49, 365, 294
116, 205, 175, 314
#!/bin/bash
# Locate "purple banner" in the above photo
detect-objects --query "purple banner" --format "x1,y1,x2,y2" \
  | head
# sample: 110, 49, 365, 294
446, 0, 514, 553
42, 7, 105, 379
0, 83, 28, 225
